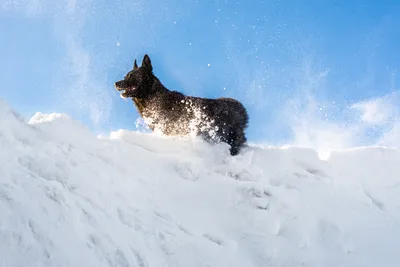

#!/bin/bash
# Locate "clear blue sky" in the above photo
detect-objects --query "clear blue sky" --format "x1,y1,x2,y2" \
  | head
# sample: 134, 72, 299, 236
1, 0, 399, 149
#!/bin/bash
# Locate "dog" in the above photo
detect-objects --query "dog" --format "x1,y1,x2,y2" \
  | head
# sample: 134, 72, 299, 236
114, 54, 249, 156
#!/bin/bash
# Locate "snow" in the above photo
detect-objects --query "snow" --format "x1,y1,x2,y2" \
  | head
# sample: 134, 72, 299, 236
1, 99, 400, 267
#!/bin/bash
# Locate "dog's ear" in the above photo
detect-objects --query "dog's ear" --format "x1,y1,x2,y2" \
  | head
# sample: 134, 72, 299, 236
133, 59, 138, 70
142, 54, 152, 72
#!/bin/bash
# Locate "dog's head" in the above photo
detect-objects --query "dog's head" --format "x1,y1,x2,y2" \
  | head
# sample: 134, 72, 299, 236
115, 54, 155, 99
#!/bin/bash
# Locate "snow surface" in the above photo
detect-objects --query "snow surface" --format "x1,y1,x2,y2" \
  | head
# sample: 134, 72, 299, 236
1, 98, 400, 267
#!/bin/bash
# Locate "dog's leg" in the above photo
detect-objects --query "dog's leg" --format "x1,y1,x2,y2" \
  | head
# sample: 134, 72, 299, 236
228, 130, 246, 156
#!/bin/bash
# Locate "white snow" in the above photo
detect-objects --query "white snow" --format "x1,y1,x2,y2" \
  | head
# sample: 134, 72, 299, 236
1, 99, 400, 267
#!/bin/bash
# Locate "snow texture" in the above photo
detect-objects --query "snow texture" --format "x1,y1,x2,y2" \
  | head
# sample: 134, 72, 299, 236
1, 99, 400, 267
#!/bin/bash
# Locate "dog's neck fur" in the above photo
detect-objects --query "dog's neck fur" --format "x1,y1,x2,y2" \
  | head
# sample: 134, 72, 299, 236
150, 76, 168, 95
131, 77, 168, 118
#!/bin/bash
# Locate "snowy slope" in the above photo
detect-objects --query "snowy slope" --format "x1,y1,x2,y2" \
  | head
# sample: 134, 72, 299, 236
1, 99, 400, 267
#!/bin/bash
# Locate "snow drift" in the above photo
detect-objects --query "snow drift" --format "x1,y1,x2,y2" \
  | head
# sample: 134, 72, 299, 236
1, 99, 400, 267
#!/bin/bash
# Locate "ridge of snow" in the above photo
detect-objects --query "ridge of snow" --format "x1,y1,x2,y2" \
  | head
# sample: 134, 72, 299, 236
1, 99, 400, 267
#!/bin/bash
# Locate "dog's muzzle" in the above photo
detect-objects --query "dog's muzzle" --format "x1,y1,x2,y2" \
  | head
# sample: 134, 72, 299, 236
114, 82, 124, 91
116, 85, 137, 99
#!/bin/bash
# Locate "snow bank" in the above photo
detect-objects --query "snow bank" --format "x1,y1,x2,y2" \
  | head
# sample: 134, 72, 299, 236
1, 99, 400, 267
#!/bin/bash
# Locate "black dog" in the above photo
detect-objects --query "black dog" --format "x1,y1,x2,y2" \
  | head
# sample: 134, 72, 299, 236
115, 55, 249, 155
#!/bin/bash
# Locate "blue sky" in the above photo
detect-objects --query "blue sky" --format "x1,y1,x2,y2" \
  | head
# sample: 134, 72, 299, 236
1, 0, 399, 152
